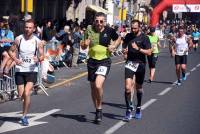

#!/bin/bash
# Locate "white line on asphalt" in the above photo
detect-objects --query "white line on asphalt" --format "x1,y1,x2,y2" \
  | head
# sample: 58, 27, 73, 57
141, 99, 157, 110
104, 99, 157, 134
158, 87, 172, 96
104, 121, 126, 134
196, 63, 200, 67
186, 72, 190, 76
190, 67, 196, 72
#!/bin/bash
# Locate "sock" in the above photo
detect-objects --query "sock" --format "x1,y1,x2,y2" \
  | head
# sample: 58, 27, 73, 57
96, 109, 102, 113
182, 71, 185, 78
125, 92, 133, 111
136, 91, 143, 113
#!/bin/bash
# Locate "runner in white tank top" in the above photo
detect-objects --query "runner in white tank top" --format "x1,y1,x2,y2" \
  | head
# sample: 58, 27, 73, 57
8, 19, 44, 126
172, 26, 193, 86
15, 34, 40, 72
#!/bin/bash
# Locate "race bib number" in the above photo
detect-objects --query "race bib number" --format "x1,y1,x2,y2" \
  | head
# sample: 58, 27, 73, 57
95, 66, 108, 76
125, 61, 139, 72
21, 56, 35, 67
177, 49, 184, 53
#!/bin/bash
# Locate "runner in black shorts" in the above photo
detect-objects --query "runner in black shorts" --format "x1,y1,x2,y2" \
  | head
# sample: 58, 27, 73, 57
9, 19, 44, 126
171, 26, 193, 85
84, 12, 121, 123
122, 20, 151, 121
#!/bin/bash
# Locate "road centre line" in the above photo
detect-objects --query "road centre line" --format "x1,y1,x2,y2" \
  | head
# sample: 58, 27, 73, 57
158, 87, 172, 96
196, 63, 200, 67
104, 99, 157, 134
190, 67, 196, 72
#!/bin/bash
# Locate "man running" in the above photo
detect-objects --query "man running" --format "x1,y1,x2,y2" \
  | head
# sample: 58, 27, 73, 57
84, 12, 121, 123
122, 20, 151, 121
171, 26, 193, 85
191, 28, 200, 52
9, 19, 44, 126
147, 27, 161, 83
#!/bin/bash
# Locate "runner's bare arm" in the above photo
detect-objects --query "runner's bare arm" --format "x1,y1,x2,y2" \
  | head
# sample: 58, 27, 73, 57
108, 36, 121, 53
38, 41, 45, 62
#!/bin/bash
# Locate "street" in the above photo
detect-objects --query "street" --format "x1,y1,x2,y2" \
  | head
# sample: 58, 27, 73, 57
0, 48, 200, 134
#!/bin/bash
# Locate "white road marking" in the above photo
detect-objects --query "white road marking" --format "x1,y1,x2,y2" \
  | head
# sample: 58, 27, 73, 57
190, 67, 196, 72
104, 99, 157, 134
0, 109, 61, 133
158, 87, 172, 96
196, 63, 200, 67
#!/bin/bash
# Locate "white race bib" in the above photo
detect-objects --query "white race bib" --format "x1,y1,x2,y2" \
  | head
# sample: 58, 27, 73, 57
95, 66, 108, 76
21, 56, 35, 67
125, 61, 139, 72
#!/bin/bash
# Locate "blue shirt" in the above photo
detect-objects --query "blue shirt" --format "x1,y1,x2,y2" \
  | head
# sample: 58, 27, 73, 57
0, 29, 14, 47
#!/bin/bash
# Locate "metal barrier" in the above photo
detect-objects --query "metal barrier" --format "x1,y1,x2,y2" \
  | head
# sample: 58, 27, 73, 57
34, 63, 49, 96
0, 63, 49, 102
0, 67, 17, 101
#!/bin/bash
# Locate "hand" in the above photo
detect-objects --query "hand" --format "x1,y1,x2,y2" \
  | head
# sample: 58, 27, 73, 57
172, 51, 176, 57
108, 45, 116, 53
33, 56, 39, 63
122, 48, 128, 54
15, 59, 22, 65
131, 42, 139, 51
41, 40, 47, 46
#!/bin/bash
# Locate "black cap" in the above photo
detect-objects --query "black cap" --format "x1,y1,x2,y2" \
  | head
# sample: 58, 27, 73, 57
150, 27, 156, 33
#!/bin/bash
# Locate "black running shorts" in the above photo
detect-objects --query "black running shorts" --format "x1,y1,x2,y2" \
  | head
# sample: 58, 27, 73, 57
175, 55, 187, 65
87, 58, 111, 82
125, 62, 146, 85
15, 72, 37, 85
147, 54, 158, 68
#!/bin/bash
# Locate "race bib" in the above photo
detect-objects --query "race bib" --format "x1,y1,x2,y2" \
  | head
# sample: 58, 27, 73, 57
125, 61, 139, 72
95, 66, 108, 76
21, 56, 35, 67
194, 37, 199, 40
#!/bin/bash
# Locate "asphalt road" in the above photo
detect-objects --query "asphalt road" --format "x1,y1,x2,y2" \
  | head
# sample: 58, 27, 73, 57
0, 48, 200, 134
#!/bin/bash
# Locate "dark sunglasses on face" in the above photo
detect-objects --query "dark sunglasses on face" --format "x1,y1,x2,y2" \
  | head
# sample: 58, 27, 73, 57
95, 20, 104, 24
131, 27, 138, 30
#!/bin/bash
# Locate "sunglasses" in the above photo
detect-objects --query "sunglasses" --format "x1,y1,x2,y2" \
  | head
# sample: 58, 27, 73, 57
95, 20, 104, 24
131, 27, 138, 30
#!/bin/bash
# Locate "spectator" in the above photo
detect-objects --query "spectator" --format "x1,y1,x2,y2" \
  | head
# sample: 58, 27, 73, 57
71, 25, 82, 67
0, 17, 14, 77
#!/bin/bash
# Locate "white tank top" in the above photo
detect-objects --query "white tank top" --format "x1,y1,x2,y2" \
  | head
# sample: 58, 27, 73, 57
175, 34, 188, 56
15, 35, 41, 72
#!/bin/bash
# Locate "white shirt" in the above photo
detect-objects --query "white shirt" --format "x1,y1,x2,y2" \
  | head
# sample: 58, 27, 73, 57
175, 34, 188, 56
15, 35, 41, 72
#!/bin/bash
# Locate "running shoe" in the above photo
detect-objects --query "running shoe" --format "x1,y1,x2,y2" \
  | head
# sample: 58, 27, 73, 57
176, 80, 181, 86
182, 75, 187, 81
134, 111, 142, 119
95, 110, 102, 124
123, 110, 132, 121
19, 116, 29, 126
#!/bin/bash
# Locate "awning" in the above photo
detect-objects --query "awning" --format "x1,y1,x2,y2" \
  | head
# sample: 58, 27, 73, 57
87, 5, 112, 15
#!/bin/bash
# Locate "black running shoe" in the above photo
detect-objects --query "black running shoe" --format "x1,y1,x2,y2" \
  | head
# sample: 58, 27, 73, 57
95, 110, 102, 124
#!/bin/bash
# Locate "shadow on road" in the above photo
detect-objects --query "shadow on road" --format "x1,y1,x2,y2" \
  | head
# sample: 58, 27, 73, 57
145, 80, 174, 85
102, 102, 126, 109
90, 112, 124, 121
51, 114, 90, 123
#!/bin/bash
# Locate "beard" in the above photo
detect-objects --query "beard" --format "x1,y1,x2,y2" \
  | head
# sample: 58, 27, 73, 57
133, 31, 139, 35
